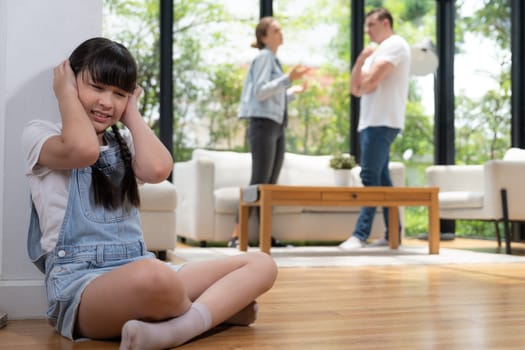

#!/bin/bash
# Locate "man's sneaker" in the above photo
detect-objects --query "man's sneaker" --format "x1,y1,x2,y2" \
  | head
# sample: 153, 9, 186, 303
227, 236, 239, 248
367, 238, 389, 247
271, 236, 292, 247
338, 236, 366, 250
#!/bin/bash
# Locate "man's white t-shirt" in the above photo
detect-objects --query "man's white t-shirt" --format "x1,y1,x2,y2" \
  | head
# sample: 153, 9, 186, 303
358, 34, 411, 132
22, 119, 134, 253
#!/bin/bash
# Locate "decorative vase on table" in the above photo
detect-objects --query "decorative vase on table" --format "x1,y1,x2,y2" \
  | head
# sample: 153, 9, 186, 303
333, 169, 352, 187
329, 153, 357, 187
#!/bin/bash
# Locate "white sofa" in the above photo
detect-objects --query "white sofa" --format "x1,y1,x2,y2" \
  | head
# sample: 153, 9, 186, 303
174, 149, 405, 245
139, 180, 177, 259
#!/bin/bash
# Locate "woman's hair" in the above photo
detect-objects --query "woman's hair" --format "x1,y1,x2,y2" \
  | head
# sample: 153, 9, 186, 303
251, 17, 275, 49
69, 37, 140, 209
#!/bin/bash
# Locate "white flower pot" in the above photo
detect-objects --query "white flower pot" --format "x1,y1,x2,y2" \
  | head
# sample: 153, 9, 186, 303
333, 169, 352, 187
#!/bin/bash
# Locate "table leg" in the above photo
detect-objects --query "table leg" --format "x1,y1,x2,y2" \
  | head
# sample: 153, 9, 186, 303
428, 193, 440, 254
238, 197, 249, 252
388, 206, 399, 250
259, 195, 272, 255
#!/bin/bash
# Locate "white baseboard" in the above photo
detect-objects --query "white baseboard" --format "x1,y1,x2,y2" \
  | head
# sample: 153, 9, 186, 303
0, 280, 46, 319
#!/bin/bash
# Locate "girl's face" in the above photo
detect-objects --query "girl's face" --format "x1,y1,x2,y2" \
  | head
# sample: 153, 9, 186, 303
76, 71, 129, 138
262, 21, 283, 52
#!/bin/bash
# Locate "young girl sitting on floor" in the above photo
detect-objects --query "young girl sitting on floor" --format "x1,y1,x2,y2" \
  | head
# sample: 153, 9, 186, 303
22, 37, 278, 350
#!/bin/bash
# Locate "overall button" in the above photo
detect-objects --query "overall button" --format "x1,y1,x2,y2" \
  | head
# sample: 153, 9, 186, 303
57, 250, 66, 257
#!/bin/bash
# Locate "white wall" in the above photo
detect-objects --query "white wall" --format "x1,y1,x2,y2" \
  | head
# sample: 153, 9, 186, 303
0, 0, 102, 319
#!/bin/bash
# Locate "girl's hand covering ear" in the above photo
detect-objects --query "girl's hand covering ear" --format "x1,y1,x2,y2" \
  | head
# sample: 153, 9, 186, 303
120, 85, 142, 126
53, 59, 78, 100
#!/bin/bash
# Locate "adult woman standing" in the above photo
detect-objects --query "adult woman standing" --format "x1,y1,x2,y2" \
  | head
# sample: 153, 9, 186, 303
229, 17, 309, 247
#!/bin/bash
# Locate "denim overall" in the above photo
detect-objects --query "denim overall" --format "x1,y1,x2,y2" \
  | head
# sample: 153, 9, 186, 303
27, 132, 154, 340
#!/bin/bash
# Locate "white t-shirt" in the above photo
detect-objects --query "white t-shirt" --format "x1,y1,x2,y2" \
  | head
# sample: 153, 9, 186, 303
22, 120, 134, 253
358, 34, 411, 132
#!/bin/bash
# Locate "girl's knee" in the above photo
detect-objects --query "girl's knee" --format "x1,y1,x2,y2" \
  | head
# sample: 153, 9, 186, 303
246, 252, 278, 285
128, 259, 189, 312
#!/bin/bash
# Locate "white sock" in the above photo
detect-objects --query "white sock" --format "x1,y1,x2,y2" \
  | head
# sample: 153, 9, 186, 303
119, 302, 212, 350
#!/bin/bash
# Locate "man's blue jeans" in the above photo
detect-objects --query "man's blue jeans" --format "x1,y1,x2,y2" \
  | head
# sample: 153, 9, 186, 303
353, 126, 400, 241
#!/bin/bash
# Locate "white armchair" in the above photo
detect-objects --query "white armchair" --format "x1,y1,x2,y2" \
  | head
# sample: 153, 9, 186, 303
426, 148, 525, 253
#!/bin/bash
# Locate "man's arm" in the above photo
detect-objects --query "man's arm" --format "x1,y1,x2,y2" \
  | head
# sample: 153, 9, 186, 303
350, 50, 369, 97
357, 60, 394, 95
350, 47, 394, 97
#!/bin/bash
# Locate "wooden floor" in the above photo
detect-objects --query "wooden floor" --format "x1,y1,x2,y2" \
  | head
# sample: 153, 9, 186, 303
2, 238, 525, 350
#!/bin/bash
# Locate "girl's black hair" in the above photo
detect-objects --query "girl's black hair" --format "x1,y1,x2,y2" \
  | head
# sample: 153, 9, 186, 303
70, 37, 140, 209
69, 37, 137, 93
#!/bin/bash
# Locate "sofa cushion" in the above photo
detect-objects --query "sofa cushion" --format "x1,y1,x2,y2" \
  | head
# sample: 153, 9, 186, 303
279, 153, 337, 186
192, 149, 252, 189
438, 191, 484, 209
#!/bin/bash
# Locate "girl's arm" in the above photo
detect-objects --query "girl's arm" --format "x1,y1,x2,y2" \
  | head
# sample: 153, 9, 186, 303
120, 87, 173, 184
38, 60, 100, 170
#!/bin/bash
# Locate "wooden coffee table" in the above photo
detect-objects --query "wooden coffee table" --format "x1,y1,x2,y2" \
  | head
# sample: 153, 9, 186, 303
238, 185, 440, 255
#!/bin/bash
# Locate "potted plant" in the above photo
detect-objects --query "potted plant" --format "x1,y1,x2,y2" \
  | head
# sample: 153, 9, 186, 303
329, 152, 356, 186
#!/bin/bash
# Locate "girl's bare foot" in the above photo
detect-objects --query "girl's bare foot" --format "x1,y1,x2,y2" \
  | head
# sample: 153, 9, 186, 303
223, 301, 259, 326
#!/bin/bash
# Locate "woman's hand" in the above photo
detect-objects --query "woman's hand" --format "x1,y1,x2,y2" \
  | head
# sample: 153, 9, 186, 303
289, 65, 310, 81
289, 80, 308, 95
53, 60, 78, 101
120, 85, 142, 127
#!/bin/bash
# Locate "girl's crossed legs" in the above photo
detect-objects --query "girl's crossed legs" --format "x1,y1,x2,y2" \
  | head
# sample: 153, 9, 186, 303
75, 251, 278, 349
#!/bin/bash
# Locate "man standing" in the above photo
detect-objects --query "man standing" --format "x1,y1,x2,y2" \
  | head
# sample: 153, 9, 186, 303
339, 7, 410, 249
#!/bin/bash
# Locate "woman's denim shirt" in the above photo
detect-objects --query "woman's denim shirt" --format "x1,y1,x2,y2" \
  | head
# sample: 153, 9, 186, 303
238, 48, 296, 124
